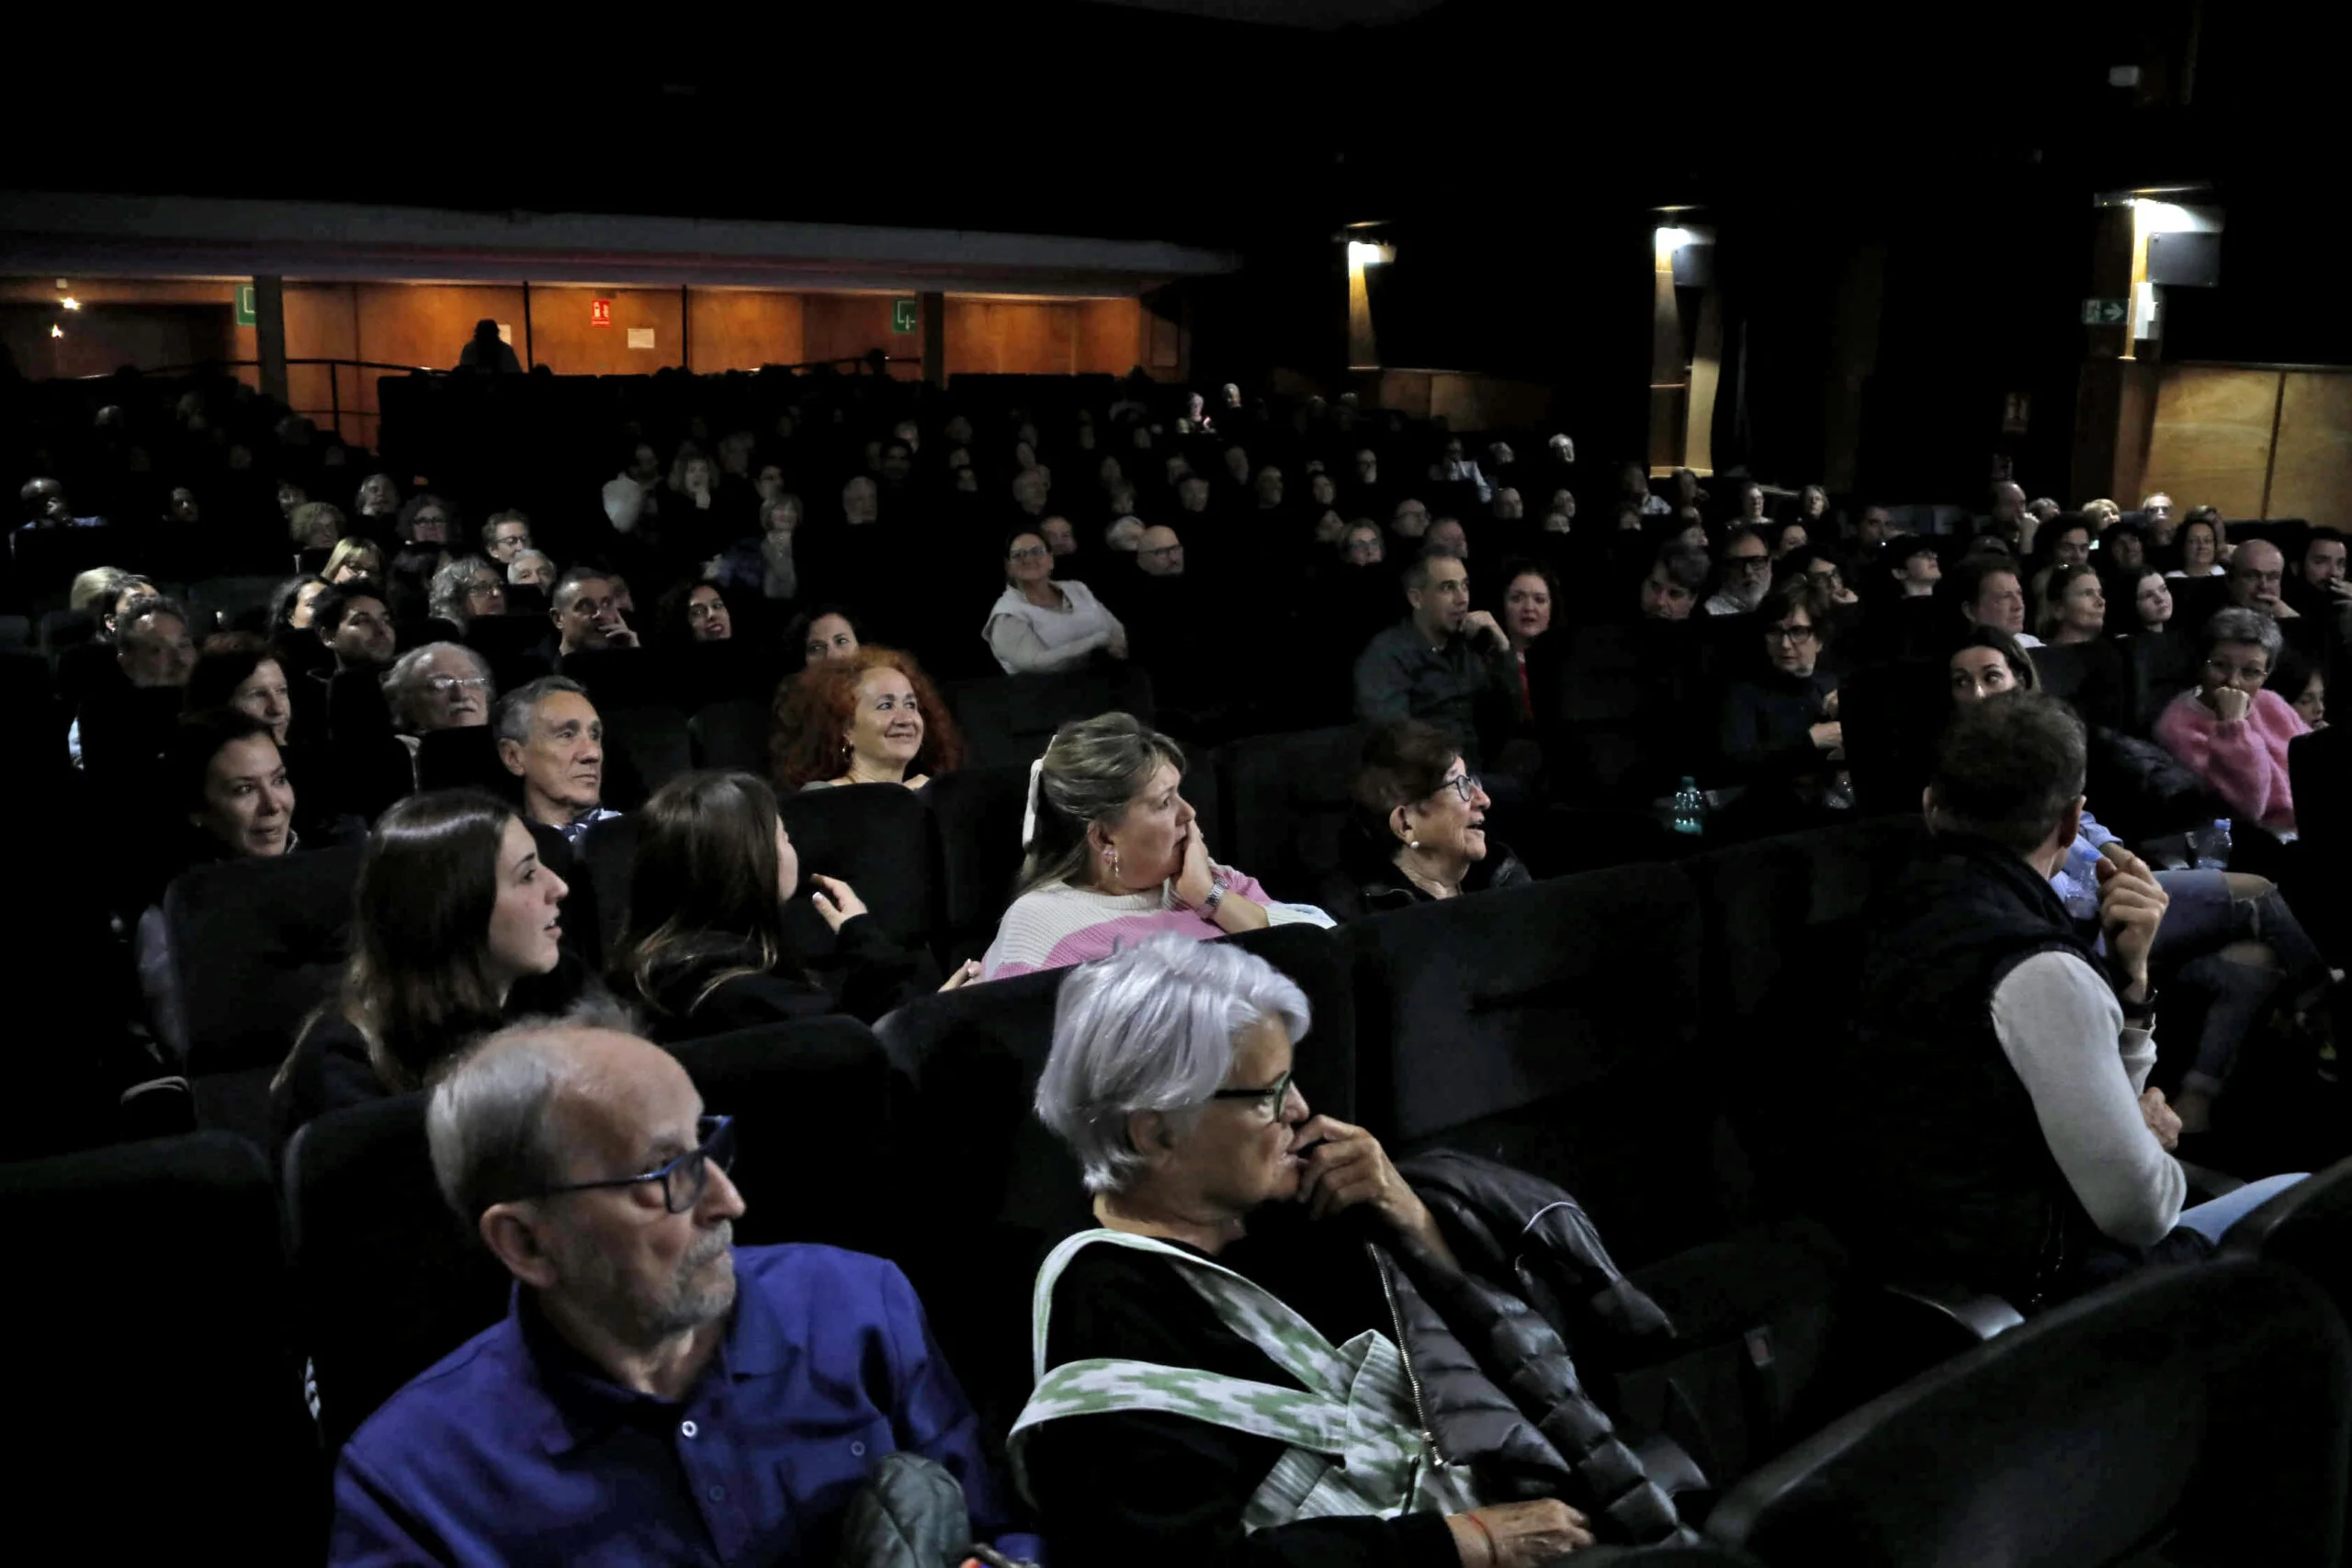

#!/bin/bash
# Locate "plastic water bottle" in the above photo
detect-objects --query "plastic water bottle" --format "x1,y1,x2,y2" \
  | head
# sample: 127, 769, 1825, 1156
1670, 777, 1708, 838
2195, 818, 2233, 871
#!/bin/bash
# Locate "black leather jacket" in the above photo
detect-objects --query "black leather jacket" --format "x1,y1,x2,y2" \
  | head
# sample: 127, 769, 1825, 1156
1354, 841, 1535, 918
1375, 1149, 1699, 1547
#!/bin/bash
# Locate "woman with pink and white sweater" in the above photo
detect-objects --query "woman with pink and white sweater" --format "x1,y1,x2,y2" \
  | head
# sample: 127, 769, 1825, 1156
2154, 608, 2310, 837
981, 713, 1332, 980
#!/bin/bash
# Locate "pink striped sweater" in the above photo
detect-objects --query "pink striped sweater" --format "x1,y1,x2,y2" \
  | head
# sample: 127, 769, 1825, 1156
978, 869, 1334, 980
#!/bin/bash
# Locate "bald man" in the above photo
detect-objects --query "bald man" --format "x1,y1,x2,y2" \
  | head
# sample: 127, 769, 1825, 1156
1136, 525, 1186, 578
331, 1019, 1032, 1565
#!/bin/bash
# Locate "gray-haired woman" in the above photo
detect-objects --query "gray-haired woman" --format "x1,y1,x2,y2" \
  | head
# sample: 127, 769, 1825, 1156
1013, 935, 1596, 1567
2153, 607, 2307, 837
427, 556, 509, 629
978, 713, 1331, 980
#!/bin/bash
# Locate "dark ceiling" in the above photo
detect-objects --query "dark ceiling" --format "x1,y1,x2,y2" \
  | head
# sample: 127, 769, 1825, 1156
9, 0, 2336, 252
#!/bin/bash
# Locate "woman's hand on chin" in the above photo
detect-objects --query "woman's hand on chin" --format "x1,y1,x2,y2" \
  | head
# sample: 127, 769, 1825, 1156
1290, 1115, 1453, 1267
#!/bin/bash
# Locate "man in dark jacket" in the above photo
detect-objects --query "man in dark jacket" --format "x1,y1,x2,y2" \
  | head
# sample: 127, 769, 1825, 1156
1351, 544, 1521, 771
1836, 694, 2301, 1306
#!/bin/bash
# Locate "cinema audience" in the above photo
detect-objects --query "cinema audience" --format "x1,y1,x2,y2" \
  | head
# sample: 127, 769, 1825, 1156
271, 789, 590, 1143
494, 677, 620, 844
607, 771, 968, 1040
1019, 935, 1621, 1564
1351, 544, 1518, 771
2154, 609, 2309, 837
1345, 719, 1529, 913
1838, 694, 2305, 1303
982, 714, 1329, 980
773, 647, 962, 793
330, 1017, 1023, 1565
986, 528, 1128, 674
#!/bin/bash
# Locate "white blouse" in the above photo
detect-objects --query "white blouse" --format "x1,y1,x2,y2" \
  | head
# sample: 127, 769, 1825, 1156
983, 579, 1125, 674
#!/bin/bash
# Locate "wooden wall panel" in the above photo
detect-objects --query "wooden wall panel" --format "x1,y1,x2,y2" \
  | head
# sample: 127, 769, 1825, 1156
804, 295, 922, 378
527, 286, 684, 377
283, 283, 359, 439
356, 284, 527, 389
686, 290, 806, 372
1076, 299, 1143, 376
2140, 366, 2279, 520
947, 300, 1080, 376
2268, 370, 2352, 524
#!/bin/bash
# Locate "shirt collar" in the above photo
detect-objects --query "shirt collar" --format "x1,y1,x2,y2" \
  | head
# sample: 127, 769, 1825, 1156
513, 1247, 786, 1456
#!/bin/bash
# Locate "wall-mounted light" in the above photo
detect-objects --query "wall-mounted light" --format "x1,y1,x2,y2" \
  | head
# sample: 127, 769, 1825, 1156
1655, 228, 1698, 252
1347, 240, 1393, 266
51, 324, 64, 339
60, 297, 81, 311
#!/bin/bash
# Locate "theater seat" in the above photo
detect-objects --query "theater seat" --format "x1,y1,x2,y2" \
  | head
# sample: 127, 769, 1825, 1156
778, 783, 938, 970
1704, 1259, 2352, 1567
670, 1015, 905, 1259
926, 764, 1033, 964
689, 695, 772, 773
5, 1132, 320, 1555
415, 723, 515, 796
162, 841, 367, 1139
285, 1094, 511, 1453
1216, 721, 1376, 906
944, 665, 1157, 770
874, 966, 1081, 1445
600, 705, 692, 807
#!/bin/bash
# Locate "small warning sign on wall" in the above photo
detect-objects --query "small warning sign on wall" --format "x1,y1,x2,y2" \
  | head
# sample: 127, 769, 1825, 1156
627, 328, 656, 351
591, 299, 614, 329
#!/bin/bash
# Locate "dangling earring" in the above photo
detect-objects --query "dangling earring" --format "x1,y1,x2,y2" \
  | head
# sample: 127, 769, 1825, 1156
1102, 844, 1120, 878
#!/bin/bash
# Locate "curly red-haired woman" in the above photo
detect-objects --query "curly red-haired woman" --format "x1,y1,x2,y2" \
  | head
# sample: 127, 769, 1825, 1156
772, 646, 965, 793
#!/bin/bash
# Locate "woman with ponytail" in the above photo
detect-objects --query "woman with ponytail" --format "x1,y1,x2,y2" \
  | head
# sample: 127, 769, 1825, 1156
979, 712, 1331, 980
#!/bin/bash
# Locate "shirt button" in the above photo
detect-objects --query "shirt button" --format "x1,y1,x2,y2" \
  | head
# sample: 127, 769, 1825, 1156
680, 1420, 697, 1439
850, 1440, 866, 1457
707, 1484, 726, 1503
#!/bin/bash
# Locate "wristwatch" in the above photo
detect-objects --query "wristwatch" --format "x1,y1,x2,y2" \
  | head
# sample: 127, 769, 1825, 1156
1198, 873, 1230, 919
2120, 986, 2159, 1027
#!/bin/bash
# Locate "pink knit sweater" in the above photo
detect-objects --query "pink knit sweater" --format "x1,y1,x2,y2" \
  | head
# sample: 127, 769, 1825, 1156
2153, 688, 2309, 835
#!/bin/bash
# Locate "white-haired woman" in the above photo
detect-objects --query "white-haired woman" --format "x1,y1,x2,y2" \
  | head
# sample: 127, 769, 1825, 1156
1013, 936, 1597, 1567
979, 714, 1331, 979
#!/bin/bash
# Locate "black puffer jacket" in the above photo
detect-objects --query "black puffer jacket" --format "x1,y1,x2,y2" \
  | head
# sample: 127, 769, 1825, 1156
1374, 1150, 1700, 1548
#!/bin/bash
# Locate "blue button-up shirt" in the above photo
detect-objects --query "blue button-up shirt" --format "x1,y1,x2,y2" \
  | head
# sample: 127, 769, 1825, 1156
331, 1245, 1031, 1565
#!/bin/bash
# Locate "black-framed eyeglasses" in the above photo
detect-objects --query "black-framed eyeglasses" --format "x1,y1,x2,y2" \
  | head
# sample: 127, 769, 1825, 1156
1436, 771, 1482, 803
529, 1115, 737, 1213
1764, 623, 1819, 645
1210, 1069, 1295, 1121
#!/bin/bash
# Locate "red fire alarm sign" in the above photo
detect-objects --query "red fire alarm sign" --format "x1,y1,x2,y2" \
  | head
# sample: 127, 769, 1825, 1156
591, 299, 614, 328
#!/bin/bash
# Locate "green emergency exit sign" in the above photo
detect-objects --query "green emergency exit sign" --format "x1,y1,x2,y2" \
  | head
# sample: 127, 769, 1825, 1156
892, 299, 918, 333
235, 285, 257, 326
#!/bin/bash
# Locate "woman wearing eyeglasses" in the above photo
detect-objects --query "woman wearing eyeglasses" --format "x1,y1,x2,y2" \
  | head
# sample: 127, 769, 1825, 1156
984, 527, 1129, 674
2154, 608, 2309, 837
1017, 936, 1653, 1565
1343, 719, 1530, 916
272, 789, 590, 1149
1715, 578, 1845, 802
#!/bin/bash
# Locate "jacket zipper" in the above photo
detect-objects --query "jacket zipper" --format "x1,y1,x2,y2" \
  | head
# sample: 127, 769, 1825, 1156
1370, 1242, 1451, 1466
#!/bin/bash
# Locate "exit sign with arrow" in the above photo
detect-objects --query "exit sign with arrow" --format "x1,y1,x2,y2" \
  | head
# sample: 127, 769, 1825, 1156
2081, 298, 2130, 326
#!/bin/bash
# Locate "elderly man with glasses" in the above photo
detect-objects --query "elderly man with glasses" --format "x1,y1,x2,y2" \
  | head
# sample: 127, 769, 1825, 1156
329, 1016, 1031, 1565
1703, 525, 1776, 615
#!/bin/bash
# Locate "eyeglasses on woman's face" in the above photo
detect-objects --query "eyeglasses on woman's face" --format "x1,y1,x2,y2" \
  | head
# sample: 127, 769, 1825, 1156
1209, 1069, 1295, 1122
1763, 621, 1818, 646
1007, 545, 1050, 562
1435, 770, 1482, 803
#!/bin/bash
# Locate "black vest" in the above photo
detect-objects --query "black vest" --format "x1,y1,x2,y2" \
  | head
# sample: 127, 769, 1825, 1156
1838, 836, 2110, 1304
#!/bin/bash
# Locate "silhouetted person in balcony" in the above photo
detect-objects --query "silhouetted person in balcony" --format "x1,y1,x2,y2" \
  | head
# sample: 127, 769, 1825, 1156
456, 319, 523, 375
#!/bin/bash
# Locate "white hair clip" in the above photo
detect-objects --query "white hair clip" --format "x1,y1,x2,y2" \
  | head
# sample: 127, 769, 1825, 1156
1021, 755, 1046, 849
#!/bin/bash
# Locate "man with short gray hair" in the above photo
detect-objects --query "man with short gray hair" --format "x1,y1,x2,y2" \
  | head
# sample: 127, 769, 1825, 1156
495, 676, 618, 843
330, 1019, 1029, 1565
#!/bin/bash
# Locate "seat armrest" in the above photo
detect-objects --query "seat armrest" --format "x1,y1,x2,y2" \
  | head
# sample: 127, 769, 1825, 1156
1880, 1282, 2025, 1342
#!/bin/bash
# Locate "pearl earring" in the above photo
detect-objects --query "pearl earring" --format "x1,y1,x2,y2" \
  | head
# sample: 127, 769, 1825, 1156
1408, 840, 1421, 850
